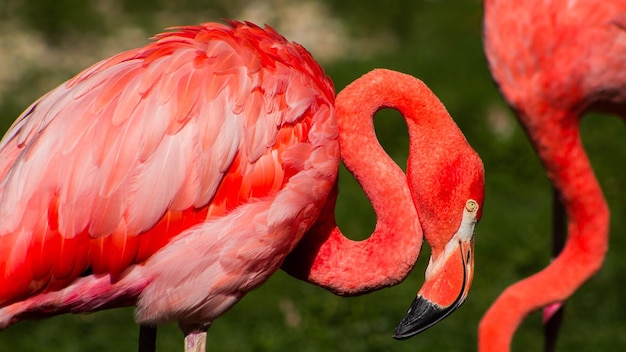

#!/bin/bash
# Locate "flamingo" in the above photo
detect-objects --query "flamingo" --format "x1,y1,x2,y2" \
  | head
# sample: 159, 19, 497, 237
482, 1, 626, 351
0, 21, 485, 351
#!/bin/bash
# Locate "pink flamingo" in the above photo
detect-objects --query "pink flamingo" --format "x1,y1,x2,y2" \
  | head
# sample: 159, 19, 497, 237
0, 21, 484, 351
482, 1, 626, 351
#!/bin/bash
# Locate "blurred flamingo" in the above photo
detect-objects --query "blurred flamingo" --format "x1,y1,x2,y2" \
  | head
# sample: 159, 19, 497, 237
0, 21, 484, 351
482, 1, 626, 351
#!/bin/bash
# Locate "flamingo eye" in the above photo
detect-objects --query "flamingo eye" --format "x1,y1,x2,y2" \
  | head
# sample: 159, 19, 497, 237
465, 199, 479, 212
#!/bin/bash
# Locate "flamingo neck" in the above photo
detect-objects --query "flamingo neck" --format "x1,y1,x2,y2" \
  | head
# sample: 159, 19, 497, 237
282, 69, 470, 295
533, 110, 609, 285
480, 108, 610, 350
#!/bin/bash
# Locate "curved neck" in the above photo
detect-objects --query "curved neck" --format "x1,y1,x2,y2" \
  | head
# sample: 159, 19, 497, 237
530, 111, 609, 285
480, 110, 609, 350
282, 69, 465, 295
518, 106, 608, 250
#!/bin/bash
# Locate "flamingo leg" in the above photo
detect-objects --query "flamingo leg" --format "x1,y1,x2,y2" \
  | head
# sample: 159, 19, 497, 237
181, 323, 210, 352
138, 325, 157, 352
543, 187, 566, 352
184, 332, 207, 352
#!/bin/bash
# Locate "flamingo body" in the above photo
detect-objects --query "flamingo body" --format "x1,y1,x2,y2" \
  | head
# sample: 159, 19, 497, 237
0, 20, 485, 349
0, 21, 339, 329
482, 1, 626, 350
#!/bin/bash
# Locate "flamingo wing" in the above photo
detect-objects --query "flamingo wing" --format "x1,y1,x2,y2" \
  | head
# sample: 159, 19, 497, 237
0, 21, 337, 320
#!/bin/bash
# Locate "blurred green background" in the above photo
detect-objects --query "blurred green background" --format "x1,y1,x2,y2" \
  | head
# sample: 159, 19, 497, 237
1, 0, 626, 351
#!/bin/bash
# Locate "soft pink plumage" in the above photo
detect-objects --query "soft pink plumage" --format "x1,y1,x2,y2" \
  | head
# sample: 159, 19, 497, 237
0, 20, 485, 351
0, 20, 338, 332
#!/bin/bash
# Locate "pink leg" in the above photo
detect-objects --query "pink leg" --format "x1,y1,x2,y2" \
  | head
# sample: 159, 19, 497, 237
181, 323, 211, 352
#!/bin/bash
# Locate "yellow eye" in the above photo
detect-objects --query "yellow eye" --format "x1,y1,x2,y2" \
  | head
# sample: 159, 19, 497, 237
466, 199, 479, 212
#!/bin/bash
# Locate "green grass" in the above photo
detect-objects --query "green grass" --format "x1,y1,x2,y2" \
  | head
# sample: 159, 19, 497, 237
1, 0, 626, 351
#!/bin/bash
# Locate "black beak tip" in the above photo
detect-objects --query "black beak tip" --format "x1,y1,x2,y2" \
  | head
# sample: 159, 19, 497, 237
392, 295, 460, 340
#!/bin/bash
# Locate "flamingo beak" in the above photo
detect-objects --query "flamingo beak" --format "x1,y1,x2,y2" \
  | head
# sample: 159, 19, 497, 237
393, 200, 478, 339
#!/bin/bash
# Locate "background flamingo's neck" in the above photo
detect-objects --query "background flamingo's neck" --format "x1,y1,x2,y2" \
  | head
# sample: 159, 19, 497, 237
479, 108, 609, 350
530, 109, 609, 296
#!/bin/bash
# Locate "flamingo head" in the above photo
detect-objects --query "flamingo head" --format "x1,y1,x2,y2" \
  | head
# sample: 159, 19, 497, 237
394, 135, 484, 339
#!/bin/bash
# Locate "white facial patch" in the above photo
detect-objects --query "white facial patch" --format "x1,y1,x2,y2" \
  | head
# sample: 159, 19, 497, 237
457, 199, 479, 242
424, 199, 479, 279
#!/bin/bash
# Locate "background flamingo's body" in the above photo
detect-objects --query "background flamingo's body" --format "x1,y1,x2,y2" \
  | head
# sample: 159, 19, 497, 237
482, 1, 626, 350
0, 21, 339, 330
